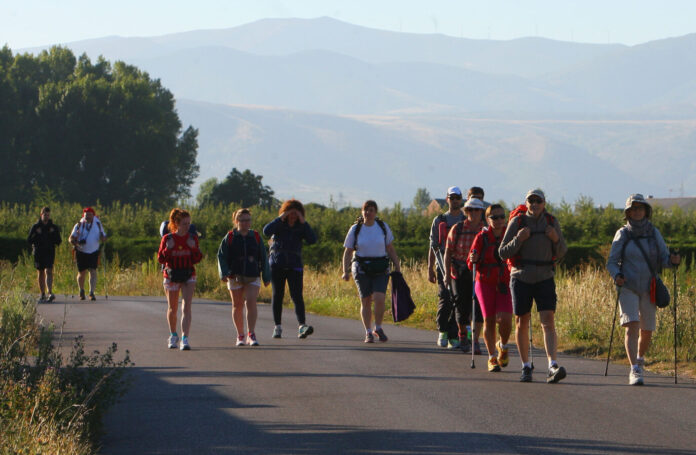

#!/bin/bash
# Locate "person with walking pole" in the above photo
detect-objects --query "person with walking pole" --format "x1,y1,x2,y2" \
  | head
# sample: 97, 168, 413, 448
470, 262, 477, 368
604, 285, 621, 376
428, 187, 465, 348
606, 194, 680, 385
499, 189, 567, 383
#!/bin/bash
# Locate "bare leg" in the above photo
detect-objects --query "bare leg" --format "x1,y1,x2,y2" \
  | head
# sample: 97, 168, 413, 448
496, 312, 513, 345
37, 269, 46, 295
45, 268, 54, 294
230, 288, 246, 336
245, 284, 260, 333
77, 270, 87, 292
624, 321, 640, 365
638, 329, 652, 359
483, 317, 497, 356
165, 287, 180, 333
539, 310, 558, 362
516, 313, 531, 364
360, 295, 373, 330
180, 281, 195, 337
372, 292, 386, 327
88, 268, 98, 295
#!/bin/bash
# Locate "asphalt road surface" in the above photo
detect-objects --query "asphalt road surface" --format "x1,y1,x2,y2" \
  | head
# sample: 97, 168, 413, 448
37, 296, 696, 455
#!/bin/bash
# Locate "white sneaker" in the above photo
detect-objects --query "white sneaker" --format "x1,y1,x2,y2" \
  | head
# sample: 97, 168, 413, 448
236, 335, 245, 347
247, 332, 259, 346
179, 337, 191, 351
168, 334, 178, 349
272, 325, 282, 338
629, 367, 644, 386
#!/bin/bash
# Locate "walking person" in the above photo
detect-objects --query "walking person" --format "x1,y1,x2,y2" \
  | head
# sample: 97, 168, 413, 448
606, 194, 680, 385
443, 198, 486, 352
69, 207, 106, 301
342, 200, 401, 343
468, 204, 513, 372
428, 186, 465, 348
499, 189, 568, 383
158, 208, 202, 350
263, 199, 317, 339
218, 208, 270, 347
467, 186, 491, 222
27, 206, 62, 302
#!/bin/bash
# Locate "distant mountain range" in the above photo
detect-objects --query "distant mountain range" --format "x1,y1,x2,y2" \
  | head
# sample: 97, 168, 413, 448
21, 17, 696, 205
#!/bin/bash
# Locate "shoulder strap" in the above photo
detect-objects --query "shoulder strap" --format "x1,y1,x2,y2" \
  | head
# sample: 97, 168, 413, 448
376, 219, 388, 246
253, 230, 261, 245
352, 220, 363, 250
629, 231, 658, 277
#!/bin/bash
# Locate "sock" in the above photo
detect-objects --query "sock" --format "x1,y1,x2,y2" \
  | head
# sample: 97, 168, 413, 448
523, 362, 532, 369
549, 359, 558, 369
632, 364, 641, 372
366, 328, 373, 335
489, 355, 496, 360
375, 324, 382, 331
182, 335, 188, 340
636, 356, 644, 363
499, 342, 507, 349
275, 324, 282, 329
170, 332, 177, 337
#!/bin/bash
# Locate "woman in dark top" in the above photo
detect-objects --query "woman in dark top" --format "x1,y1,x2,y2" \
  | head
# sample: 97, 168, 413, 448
263, 199, 317, 339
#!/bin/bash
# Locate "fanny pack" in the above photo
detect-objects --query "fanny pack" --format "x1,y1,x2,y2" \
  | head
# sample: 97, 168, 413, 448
167, 268, 193, 283
230, 274, 259, 284
355, 256, 390, 276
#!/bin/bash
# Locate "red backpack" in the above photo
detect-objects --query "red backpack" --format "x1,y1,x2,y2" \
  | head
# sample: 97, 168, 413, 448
507, 205, 556, 269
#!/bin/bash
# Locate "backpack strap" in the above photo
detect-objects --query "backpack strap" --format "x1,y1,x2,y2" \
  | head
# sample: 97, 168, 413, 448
353, 218, 388, 250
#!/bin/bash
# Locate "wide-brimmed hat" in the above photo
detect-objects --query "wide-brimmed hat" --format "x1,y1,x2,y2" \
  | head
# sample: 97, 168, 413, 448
624, 193, 652, 218
464, 198, 486, 210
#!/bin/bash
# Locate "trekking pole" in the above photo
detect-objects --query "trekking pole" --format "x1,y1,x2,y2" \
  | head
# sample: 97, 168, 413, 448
529, 317, 534, 370
672, 249, 679, 384
604, 285, 621, 376
102, 246, 109, 300
470, 262, 476, 369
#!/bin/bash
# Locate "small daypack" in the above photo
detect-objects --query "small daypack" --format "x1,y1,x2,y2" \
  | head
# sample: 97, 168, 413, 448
507, 205, 556, 269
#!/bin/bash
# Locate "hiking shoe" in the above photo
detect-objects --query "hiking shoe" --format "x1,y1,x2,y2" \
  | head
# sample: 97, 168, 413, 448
168, 334, 178, 349
474, 341, 482, 355
272, 326, 282, 339
247, 332, 259, 346
236, 335, 245, 347
298, 325, 314, 339
179, 337, 190, 351
629, 367, 644, 386
47, 293, 56, 303
79, 289, 86, 300
488, 357, 502, 372
460, 339, 472, 353
496, 340, 509, 367
38, 294, 46, 304
89, 293, 96, 301
364, 332, 374, 343
437, 332, 448, 347
520, 366, 533, 382
547, 365, 567, 384
373, 328, 388, 342
447, 338, 460, 349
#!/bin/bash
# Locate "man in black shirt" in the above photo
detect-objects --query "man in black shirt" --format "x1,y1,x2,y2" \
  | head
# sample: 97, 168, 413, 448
27, 207, 62, 302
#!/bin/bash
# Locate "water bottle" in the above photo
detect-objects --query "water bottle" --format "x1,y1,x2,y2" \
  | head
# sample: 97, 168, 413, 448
466, 325, 472, 340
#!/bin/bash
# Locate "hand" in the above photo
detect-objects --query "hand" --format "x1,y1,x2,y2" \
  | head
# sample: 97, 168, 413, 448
36, 227, 42, 234
393, 265, 401, 274
428, 268, 436, 283
517, 227, 531, 242
186, 237, 196, 248
342, 272, 350, 281
280, 211, 288, 221
166, 238, 175, 249
445, 275, 452, 288
545, 226, 559, 243
614, 274, 625, 287
296, 210, 305, 224
670, 253, 681, 266
469, 251, 479, 263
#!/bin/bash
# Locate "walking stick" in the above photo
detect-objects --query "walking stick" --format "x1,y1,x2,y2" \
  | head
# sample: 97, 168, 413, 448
604, 285, 621, 376
529, 317, 534, 370
672, 249, 679, 384
102, 246, 109, 300
470, 263, 476, 369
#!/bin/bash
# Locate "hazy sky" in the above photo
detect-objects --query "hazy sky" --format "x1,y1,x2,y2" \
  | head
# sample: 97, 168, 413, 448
2, 0, 695, 49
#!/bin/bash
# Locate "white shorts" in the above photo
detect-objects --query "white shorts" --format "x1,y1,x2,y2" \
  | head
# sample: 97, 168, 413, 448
619, 287, 656, 331
163, 276, 196, 291
227, 277, 261, 291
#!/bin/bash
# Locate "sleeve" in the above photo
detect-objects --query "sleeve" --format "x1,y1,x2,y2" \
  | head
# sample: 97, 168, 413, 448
263, 217, 282, 237
343, 225, 356, 249
27, 224, 37, 245
467, 232, 484, 270
303, 222, 318, 245
551, 218, 568, 261
260, 240, 271, 284
429, 216, 441, 249
384, 223, 395, 246
445, 224, 457, 252
52, 225, 62, 246
157, 235, 170, 265
70, 223, 80, 239
217, 234, 231, 279
190, 235, 203, 265
654, 228, 672, 269
498, 217, 521, 260
606, 229, 626, 279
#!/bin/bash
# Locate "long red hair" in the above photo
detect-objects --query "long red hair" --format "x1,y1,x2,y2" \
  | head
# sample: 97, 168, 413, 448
168, 208, 191, 234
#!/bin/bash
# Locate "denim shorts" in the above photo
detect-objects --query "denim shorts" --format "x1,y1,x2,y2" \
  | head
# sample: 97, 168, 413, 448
351, 262, 389, 299
510, 277, 557, 316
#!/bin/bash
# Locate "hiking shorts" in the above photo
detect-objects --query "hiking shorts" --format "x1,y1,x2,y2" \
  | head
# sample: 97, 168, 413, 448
163, 276, 196, 291
33, 251, 55, 270
510, 277, 557, 316
76, 251, 99, 272
351, 262, 389, 299
475, 281, 513, 319
227, 277, 261, 291
619, 287, 656, 331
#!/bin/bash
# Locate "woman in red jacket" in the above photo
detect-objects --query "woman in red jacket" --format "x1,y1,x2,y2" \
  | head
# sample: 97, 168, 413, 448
468, 204, 513, 372
158, 208, 203, 351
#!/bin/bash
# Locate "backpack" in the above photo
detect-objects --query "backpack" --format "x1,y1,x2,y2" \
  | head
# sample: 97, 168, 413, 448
227, 229, 263, 277
507, 205, 556, 269
352, 218, 388, 251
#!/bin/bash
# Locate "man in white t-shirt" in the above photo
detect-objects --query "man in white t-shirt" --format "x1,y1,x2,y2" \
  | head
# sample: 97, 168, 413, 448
69, 207, 107, 301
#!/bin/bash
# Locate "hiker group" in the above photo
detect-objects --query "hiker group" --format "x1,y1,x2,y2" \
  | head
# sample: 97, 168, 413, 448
29, 188, 681, 385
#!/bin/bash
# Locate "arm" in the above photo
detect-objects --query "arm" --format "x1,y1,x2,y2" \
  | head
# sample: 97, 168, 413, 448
550, 219, 568, 261
27, 224, 37, 245
260, 240, 271, 285
217, 235, 231, 280
302, 221, 318, 245
262, 217, 282, 237
498, 218, 523, 260
342, 248, 354, 281
427, 248, 437, 283
386, 243, 400, 274
157, 235, 170, 265
427, 217, 440, 281
467, 233, 483, 270
52, 225, 62, 246
190, 235, 203, 265
443, 246, 453, 285
69, 224, 79, 247
606, 229, 625, 281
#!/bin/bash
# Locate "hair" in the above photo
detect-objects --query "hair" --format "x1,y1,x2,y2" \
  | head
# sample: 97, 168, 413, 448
485, 204, 504, 218
362, 200, 378, 212
468, 186, 485, 198
41, 206, 51, 214
279, 199, 305, 217
624, 203, 652, 221
168, 208, 191, 233
233, 208, 251, 224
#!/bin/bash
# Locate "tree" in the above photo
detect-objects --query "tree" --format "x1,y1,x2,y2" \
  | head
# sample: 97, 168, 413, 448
199, 168, 275, 208
412, 187, 432, 211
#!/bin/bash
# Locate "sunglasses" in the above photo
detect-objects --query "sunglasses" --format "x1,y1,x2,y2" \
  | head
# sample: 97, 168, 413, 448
488, 214, 505, 220
448, 195, 462, 200
527, 197, 544, 204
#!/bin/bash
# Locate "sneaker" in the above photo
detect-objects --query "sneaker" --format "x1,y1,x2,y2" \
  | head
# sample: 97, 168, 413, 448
236, 335, 245, 347
272, 326, 282, 339
447, 338, 460, 349
437, 332, 448, 348
547, 365, 567, 384
168, 334, 178, 349
473, 341, 482, 355
247, 332, 259, 346
629, 367, 644, 386
47, 293, 56, 303
374, 328, 388, 342
298, 325, 314, 339
38, 294, 46, 304
496, 340, 509, 368
79, 289, 86, 300
179, 337, 191, 351
488, 357, 502, 372
520, 366, 533, 382
89, 293, 96, 301
460, 339, 472, 353
364, 332, 374, 343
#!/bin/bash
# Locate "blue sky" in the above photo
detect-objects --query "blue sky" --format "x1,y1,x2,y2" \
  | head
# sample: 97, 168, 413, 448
2, 0, 695, 49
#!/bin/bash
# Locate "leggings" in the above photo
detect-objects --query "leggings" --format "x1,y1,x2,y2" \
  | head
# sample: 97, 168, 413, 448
271, 267, 306, 325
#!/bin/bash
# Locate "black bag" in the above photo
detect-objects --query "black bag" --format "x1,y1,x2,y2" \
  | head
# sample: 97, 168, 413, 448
167, 267, 193, 283
390, 271, 415, 322
356, 256, 390, 276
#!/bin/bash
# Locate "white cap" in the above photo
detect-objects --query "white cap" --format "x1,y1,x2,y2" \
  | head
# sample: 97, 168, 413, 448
464, 198, 486, 210
447, 186, 462, 197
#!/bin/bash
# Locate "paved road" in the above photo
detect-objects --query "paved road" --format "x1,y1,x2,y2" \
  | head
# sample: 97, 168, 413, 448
37, 296, 696, 455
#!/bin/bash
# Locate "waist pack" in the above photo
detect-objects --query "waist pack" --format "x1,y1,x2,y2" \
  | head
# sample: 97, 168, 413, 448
355, 256, 389, 276
230, 274, 259, 285
167, 267, 193, 283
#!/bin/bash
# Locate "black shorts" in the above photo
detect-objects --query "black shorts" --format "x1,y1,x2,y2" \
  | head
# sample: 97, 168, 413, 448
511, 277, 557, 316
76, 251, 100, 271
34, 251, 55, 270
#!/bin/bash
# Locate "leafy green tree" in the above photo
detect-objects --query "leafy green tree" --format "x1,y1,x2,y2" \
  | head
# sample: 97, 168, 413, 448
412, 187, 431, 211
199, 168, 275, 208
